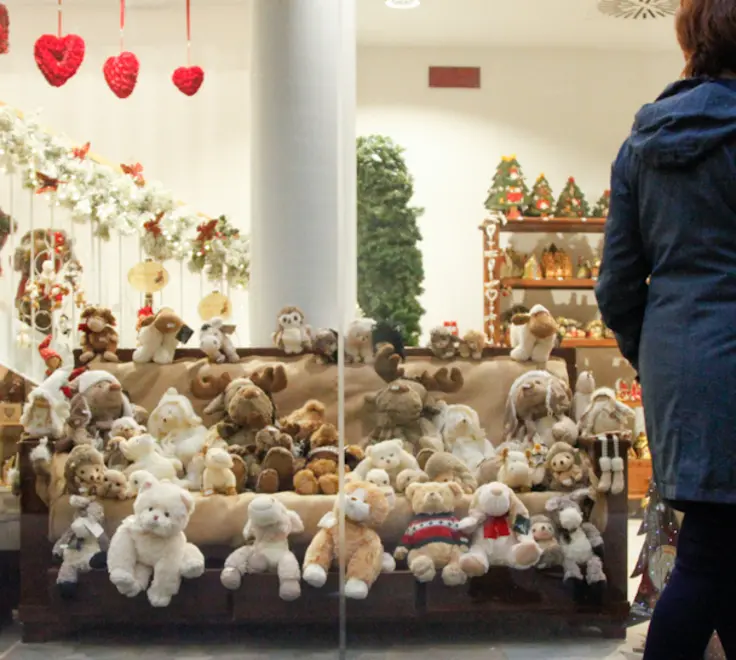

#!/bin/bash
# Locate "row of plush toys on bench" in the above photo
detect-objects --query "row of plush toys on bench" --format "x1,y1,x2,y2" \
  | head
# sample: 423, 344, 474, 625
52, 473, 607, 608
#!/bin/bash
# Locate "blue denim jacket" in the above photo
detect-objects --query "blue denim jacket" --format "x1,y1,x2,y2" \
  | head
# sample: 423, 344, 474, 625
596, 78, 736, 504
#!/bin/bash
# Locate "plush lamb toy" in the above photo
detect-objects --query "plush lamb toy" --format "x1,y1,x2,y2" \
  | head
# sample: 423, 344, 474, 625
199, 317, 239, 364
120, 434, 182, 481
303, 481, 395, 599
133, 308, 191, 365
509, 304, 558, 363
221, 495, 304, 600
107, 479, 205, 607
545, 489, 606, 603
52, 495, 109, 598
458, 481, 541, 575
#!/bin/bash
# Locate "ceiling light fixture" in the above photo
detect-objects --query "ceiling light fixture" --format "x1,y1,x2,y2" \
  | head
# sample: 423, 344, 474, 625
385, 0, 420, 9
598, 0, 677, 19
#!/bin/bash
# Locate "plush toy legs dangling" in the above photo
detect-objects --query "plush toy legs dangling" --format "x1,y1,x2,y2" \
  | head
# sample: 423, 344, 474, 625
610, 435, 625, 495
597, 434, 612, 493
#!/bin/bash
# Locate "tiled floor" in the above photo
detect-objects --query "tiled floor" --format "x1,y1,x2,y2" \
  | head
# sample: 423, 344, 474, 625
0, 521, 649, 660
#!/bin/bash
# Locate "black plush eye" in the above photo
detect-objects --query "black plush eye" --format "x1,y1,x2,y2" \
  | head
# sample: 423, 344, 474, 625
164, 512, 169, 518
149, 507, 153, 512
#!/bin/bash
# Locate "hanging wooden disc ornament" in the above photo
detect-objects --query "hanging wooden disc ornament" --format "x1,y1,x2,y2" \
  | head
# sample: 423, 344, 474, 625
198, 291, 231, 321
128, 260, 169, 293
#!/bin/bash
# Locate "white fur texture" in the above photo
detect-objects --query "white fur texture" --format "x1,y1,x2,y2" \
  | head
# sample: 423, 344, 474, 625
107, 480, 204, 607
201, 448, 236, 496
351, 439, 419, 490
133, 323, 180, 365
436, 403, 495, 471
121, 434, 182, 481
509, 304, 556, 363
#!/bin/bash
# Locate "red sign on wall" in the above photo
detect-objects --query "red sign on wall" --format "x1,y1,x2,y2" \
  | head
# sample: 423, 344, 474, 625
428, 66, 480, 89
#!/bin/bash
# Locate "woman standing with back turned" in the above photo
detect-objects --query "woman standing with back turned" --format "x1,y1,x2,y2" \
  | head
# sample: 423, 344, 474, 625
596, 1, 736, 657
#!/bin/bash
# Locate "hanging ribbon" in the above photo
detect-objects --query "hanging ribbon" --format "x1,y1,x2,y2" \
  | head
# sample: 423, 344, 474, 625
119, 0, 125, 52
186, 0, 191, 66
57, 0, 62, 38
171, 0, 204, 95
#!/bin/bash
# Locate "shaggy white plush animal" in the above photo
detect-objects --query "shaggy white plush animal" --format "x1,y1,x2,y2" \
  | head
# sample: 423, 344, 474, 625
147, 388, 208, 484
509, 304, 558, 364
221, 495, 304, 600
199, 317, 239, 364
435, 403, 495, 472
350, 439, 419, 491
107, 479, 205, 607
121, 434, 182, 482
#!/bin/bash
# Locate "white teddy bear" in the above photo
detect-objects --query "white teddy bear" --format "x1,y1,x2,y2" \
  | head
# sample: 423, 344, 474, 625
107, 479, 205, 607
221, 495, 304, 600
365, 468, 396, 508
121, 434, 182, 482
349, 439, 419, 491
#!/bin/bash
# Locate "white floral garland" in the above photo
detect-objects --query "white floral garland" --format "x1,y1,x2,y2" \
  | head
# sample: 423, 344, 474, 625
0, 107, 250, 286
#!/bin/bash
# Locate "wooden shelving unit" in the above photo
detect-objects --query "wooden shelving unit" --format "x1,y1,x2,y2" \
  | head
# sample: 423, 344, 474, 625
501, 277, 597, 290
561, 337, 618, 348
481, 215, 608, 345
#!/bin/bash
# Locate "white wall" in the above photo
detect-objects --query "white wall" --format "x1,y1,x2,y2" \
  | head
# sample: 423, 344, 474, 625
0, 3, 252, 351
356, 45, 682, 341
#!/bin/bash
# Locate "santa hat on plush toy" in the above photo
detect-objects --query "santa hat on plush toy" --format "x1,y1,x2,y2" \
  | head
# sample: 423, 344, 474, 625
38, 335, 62, 376
74, 370, 134, 417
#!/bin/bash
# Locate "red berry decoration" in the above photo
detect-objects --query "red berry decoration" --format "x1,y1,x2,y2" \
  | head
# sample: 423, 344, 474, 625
103, 51, 139, 99
34, 34, 85, 87
172, 66, 204, 96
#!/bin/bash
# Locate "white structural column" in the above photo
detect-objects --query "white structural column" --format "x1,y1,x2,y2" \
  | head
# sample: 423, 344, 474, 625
249, 0, 357, 344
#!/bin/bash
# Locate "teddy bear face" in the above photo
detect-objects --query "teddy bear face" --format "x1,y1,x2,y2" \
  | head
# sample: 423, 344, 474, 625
134, 480, 194, 538
248, 494, 288, 528
110, 417, 144, 440
531, 518, 556, 542
225, 382, 274, 428
102, 469, 128, 497
365, 468, 390, 489
81, 306, 116, 334
340, 481, 390, 527
366, 439, 406, 471
549, 451, 575, 473
406, 481, 462, 515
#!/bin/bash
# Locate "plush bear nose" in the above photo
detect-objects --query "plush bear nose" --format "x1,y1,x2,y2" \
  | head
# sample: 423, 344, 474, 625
490, 485, 503, 496
153, 515, 159, 521
109, 383, 121, 392
242, 388, 259, 400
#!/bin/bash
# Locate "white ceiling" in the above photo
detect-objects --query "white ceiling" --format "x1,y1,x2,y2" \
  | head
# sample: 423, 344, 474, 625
26, 0, 680, 51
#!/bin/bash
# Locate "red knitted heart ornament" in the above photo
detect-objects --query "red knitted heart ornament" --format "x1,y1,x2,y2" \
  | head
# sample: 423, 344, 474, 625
172, 66, 204, 96
34, 34, 85, 87
103, 51, 139, 99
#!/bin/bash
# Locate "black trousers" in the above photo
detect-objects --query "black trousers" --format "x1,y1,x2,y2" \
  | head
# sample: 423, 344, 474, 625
643, 502, 736, 660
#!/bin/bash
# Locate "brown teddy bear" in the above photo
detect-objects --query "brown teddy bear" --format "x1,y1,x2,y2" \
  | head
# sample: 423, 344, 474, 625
64, 444, 105, 495
395, 481, 469, 586
78, 306, 119, 364
458, 330, 485, 360
293, 423, 364, 495
279, 399, 326, 443
545, 441, 597, 492
98, 469, 130, 500
397, 451, 477, 494
237, 426, 298, 493
302, 480, 394, 599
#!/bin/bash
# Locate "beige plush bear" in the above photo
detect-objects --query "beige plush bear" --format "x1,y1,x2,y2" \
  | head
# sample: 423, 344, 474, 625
350, 439, 419, 491
395, 481, 469, 586
99, 469, 130, 500
365, 468, 396, 508
546, 441, 585, 490
201, 447, 237, 496
221, 495, 304, 600
121, 434, 182, 481
531, 514, 563, 569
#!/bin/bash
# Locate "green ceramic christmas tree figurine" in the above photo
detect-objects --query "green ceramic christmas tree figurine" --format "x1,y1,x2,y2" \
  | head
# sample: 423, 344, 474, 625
485, 155, 529, 220
525, 173, 555, 217
555, 176, 590, 218
591, 190, 611, 218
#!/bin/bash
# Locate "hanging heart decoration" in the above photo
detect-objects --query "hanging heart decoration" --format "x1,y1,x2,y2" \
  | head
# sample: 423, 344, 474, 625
172, 66, 204, 96
104, 0, 139, 99
0, 3, 10, 55
34, 34, 85, 87
103, 52, 139, 98
173, 0, 204, 96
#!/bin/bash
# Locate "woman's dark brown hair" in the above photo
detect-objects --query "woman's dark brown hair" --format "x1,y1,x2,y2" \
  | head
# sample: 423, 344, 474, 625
676, 0, 736, 77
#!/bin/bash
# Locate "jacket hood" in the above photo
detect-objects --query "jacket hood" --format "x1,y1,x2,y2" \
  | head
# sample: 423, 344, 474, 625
630, 78, 736, 168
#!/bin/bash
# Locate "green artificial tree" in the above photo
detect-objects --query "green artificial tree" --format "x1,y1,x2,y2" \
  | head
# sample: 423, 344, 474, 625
591, 189, 611, 218
525, 173, 555, 217
555, 176, 590, 218
485, 155, 529, 219
357, 135, 425, 346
